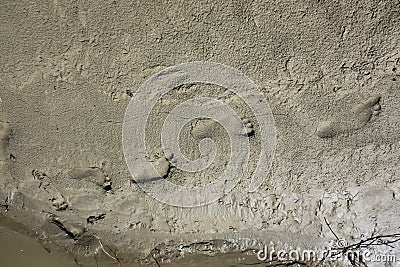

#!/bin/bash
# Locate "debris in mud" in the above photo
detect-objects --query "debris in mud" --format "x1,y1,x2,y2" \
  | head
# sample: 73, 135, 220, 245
51, 195, 68, 211
144, 239, 237, 265
87, 213, 106, 224
102, 180, 112, 191
126, 89, 133, 97
242, 118, 255, 136
32, 170, 47, 180
0, 197, 9, 212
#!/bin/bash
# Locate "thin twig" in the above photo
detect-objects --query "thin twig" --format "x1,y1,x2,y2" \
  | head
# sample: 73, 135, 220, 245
98, 239, 118, 261
340, 234, 400, 252
320, 218, 400, 267
150, 253, 161, 267
74, 258, 82, 267
105, 243, 122, 263
324, 217, 339, 240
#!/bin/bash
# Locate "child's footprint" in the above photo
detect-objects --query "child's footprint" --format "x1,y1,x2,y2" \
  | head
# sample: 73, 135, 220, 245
66, 166, 112, 190
316, 95, 381, 138
191, 117, 254, 138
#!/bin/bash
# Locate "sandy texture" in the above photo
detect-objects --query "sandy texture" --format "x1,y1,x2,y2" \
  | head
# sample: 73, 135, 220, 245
1, 0, 399, 266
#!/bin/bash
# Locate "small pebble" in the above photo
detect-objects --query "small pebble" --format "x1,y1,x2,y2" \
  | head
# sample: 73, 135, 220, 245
372, 104, 381, 111
245, 127, 254, 136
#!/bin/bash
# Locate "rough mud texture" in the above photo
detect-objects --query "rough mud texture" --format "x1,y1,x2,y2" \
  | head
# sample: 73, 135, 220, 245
0, 0, 399, 266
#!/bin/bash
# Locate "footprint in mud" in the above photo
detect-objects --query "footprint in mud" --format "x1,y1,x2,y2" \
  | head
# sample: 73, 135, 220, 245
191, 119, 219, 139
316, 95, 381, 138
32, 170, 69, 211
0, 121, 11, 160
32, 167, 111, 211
191, 117, 254, 138
65, 166, 112, 191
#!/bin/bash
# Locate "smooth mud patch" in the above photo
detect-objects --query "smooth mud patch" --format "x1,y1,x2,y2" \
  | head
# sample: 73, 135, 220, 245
0, 223, 76, 267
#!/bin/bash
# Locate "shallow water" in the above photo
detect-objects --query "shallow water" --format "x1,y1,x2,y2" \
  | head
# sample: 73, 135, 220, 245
163, 253, 257, 267
0, 224, 77, 267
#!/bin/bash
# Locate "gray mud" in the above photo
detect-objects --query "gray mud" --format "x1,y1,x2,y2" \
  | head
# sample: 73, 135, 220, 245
1, 0, 399, 266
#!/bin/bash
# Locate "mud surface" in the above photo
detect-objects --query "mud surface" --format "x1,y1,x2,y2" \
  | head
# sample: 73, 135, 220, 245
0, 0, 399, 266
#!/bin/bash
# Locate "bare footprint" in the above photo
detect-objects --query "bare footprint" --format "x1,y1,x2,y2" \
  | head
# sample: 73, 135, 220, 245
66, 166, 112, 191
191, 119, 219, 139
32, 170, 69, 211
316, 95, 381, 138
191, 117, 254, 138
